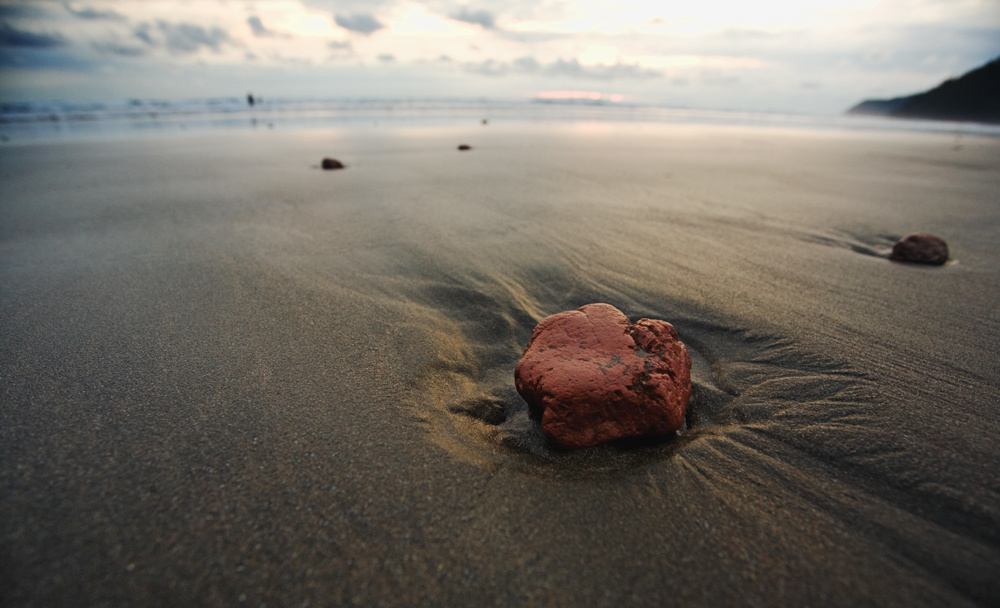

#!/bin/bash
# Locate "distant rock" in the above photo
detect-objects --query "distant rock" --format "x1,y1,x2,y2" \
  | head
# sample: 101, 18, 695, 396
514, 303, 692, 450
890, 234, 949, 265
847, 57, 1000, 124
321, 158, 344, 170
457, 144, 471, 151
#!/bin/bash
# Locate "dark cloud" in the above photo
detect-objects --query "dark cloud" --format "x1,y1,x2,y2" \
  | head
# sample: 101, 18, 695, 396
0, 4, 48, 18
378, 53, 395, 62
125, 20, 232, 54
247, 16, 270, 37
247, 16, 289, 38
91, 41, 145, 57
64, 3, 125, 20
334, 13, 384, 35
450, 8, 495, 29
0, 20, 66, 48
0, 46, 92, 70
156, 21, 230, 54
133, 23, 154, 46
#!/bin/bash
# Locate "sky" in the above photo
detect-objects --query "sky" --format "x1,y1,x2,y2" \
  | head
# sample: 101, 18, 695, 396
0, 0, 998, 114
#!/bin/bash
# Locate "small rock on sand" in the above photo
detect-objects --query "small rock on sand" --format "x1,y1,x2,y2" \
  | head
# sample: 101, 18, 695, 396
321, 158, 345, 170
890, 233, 949, 265
514, 303, 692, 450
457, 144, 471, 151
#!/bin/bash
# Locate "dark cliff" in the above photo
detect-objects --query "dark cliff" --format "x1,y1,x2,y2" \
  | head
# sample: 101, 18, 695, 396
848, 57, 999, 124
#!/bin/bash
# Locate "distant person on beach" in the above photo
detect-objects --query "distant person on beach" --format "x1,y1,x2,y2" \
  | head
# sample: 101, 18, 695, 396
247, 93, 255, 107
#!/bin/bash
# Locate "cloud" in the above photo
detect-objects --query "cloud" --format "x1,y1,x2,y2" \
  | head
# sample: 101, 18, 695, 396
127, 21, 232, 54
247, 16, 289, 39
449, 8, 495, 29
496, 30, 572, 44
0, 20, 66, 48
328, 40, 352, 50
334, 13, 384, 35
378, 53, 395, 62
544, 58, 662, 80
464, 58, 508, 76
155, 21, 230, 54
512, 56, 540, 72
91, 41, 146, 57
133, 23, 155, 46
0, 5, 48, 18
301, 0, 396, 10
0, 42, 92, 70
64, 3, 125, 20
463, 56, 662, 80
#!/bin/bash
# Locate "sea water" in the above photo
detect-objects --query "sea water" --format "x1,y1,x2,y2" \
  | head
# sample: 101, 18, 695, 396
2, 96, 998, 142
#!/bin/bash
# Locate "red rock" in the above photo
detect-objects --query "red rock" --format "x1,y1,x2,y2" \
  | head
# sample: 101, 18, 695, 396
321, 158, 344, 170
514, 303, 692, 449
890, 233, 949, 265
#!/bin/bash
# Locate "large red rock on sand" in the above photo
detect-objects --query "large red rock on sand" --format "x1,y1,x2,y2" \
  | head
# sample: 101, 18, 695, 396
514, 303, 692, 449
890, 233, 949, 265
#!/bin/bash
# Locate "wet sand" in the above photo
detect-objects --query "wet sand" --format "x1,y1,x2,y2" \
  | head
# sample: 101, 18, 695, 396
2, 122, 999, 606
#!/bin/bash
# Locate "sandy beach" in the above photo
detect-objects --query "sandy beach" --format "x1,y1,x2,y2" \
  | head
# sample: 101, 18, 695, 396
2, 120, 999, 606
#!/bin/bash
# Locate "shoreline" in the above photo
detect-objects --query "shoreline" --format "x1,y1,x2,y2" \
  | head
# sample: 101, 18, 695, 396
4, 98, 1000, 146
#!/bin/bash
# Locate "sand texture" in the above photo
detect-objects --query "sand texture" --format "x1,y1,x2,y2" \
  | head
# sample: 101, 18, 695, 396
2, 123, 999, 606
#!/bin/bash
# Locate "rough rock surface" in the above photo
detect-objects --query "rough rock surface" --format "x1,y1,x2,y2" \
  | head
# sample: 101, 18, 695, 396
514, 303, 692, 449
321, 158, 345, 170
890, 233, 949, 265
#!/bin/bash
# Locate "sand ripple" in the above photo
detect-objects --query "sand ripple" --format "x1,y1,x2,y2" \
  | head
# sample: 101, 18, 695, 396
408, 270, 869, 478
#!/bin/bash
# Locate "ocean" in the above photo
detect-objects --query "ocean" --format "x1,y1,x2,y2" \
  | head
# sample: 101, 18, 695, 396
3, 96, 999, 141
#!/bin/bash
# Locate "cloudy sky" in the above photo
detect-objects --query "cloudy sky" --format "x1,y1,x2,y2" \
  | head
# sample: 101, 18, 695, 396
1, 0, 998, 113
